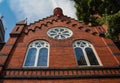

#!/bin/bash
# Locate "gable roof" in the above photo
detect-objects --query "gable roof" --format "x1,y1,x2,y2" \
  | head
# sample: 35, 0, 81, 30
21, 7, 105, 37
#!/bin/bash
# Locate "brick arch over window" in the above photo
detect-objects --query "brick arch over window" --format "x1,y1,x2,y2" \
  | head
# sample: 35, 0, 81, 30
73, 40, 102, 66
23, 40, 50, 67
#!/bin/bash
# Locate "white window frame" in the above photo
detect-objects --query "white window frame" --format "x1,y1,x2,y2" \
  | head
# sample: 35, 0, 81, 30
23, 40, 50, 68
73, 40, 102, 67
47, 26, 73, 39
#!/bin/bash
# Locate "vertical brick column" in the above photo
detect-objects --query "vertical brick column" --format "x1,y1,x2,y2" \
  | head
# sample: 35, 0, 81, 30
0, 22, 26, 73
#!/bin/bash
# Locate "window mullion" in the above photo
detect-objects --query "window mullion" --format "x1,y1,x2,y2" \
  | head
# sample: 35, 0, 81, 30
83, 48, 90, 66
46, 47, 48, 67
34, 48, 40, 67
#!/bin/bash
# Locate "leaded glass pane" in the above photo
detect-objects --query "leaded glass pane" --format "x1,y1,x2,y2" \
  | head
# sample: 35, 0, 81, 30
24, 48, 36, 66
73, 40, 101, 66
60, 29, 64, 32
37, 48, 48, 66
24, 40, 49, 67
50, 31, 56, 33
85, 48, 99, 65
74, 48, 87, 65
50, 34, 56, 36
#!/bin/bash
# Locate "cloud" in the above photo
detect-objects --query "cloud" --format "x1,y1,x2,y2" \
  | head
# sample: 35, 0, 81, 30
0, 0, 3, 3
9, 0, 77, 24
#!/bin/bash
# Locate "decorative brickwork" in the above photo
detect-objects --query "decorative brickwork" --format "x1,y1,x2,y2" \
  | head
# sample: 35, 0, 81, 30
0, 8, 120, 83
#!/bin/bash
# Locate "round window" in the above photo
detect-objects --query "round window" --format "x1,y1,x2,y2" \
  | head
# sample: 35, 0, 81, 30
47, 27, 73, 39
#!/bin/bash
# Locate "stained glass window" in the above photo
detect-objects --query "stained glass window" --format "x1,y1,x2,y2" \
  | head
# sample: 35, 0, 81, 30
23, 40, 49, 67
73, 40, 101, 66
24, 48, 36, 66
85, 48, 99, 65
74, 48, 87, 65
37, 48, 48, 66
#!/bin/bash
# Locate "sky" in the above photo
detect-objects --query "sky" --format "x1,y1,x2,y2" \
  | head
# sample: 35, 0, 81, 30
0, 0, 77, 42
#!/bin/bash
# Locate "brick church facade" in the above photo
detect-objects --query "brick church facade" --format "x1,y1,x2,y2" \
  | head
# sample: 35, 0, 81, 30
0, 8, 120, 83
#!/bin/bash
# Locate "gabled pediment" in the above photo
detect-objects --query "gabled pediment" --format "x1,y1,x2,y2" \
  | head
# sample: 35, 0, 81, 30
10, 7, 105, 39
22, 8, 105, 38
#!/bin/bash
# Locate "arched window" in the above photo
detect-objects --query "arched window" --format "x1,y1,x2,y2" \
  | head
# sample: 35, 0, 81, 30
23, 40, 49, 67
73, 40, 102, 66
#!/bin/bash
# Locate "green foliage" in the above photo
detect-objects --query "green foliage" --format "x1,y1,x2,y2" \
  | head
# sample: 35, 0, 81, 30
105, 11, 120, 41
96, 11, 120, 41
72, 0, 120, 41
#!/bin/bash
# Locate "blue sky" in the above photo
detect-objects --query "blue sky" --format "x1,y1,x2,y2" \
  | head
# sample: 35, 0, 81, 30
0, 0, 16, 41
0, 0, 76, 42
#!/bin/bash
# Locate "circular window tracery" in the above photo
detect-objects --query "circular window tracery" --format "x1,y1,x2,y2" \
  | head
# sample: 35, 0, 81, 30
47, 27, 73, 39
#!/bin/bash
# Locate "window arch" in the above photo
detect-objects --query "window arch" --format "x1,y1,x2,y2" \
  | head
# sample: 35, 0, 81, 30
73, 40, 102, 66
23, 40, 49, 67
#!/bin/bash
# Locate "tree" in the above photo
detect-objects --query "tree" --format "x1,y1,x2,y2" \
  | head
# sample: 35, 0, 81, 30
104, 11, 120, 41
72, 0, 120, 41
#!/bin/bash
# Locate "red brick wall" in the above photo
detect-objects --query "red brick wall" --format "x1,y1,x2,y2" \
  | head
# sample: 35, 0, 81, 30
6, 19, 119, 68
0, 12, 120, 83
2, 78, 120, 83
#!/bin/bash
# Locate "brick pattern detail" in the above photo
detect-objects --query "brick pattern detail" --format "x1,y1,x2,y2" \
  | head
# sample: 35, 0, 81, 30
6, 16, 119, 68
2, 79, 120, 83
0, 8, 120, 83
